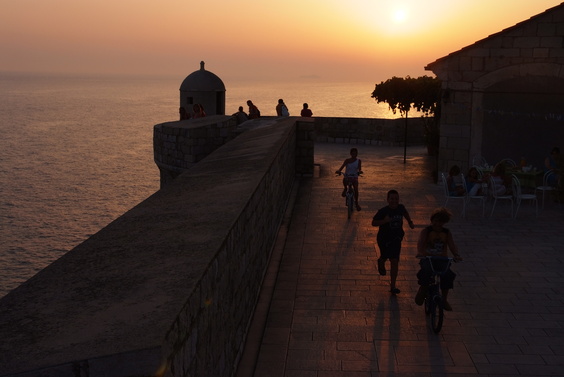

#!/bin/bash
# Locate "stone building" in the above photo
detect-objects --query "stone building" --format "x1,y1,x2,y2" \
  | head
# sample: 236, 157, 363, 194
180, 61, 226, 116
426, 3, 564, 172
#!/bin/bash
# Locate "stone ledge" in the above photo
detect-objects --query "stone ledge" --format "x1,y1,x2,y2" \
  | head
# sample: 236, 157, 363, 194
0, 119, 298, 377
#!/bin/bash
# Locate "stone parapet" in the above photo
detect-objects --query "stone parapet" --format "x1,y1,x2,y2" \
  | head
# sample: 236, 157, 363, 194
153, 115, 238, 188
0, 120, 298, 377
155, 116, 426, 187
312, 116, 425, 146
295, 119, 315, 176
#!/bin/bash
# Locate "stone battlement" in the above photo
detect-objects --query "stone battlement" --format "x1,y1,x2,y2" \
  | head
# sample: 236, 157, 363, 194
0, 117, 308, 377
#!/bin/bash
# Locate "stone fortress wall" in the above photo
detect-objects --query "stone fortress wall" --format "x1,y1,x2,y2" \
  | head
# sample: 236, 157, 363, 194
154, 115, 426, 186
1, 115, 425, 377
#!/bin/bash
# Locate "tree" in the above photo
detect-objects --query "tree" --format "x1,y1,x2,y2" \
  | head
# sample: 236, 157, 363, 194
372, 75, 441, 163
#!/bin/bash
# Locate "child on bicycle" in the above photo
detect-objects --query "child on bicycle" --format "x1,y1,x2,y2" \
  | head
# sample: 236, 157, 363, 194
415, 207, 462, 311
335, 148, 363, 211
371, 190, 415, 294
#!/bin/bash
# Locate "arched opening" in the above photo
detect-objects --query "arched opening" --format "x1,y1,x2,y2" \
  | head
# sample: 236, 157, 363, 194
481, 75, 564, 167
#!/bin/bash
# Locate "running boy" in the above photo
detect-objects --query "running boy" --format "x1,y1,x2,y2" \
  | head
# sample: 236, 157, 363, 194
372, 189, 415, 294
335, 148, 363, 211
415, 207, 462, 311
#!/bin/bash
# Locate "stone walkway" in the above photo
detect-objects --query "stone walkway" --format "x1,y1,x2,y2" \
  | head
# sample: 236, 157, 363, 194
237, 143, 564, 377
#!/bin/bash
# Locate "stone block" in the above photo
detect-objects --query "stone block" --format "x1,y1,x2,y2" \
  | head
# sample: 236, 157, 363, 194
538, 22, 557, 36
540, 36, 562, 48
514, 36, 541, 48
492, 48, 520, 57
533, 48, 550, 58
467, 48, 490, 57
549, 48, 564, 58
471, 57, 485, 71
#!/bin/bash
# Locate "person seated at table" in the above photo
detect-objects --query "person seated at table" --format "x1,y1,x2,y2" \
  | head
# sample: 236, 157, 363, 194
446, 165, 465, 196
488, 163, 511, 195
466, 166, 483, 196
545, 147, 560, 170
544, 147, 561, 186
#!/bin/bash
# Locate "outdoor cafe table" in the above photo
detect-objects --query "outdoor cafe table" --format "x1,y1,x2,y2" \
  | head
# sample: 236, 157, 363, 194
482, 167, 543, 191
511, 169, 543, 189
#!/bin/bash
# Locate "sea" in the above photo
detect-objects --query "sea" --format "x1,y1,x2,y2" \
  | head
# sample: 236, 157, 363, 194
0, 73, 399, 298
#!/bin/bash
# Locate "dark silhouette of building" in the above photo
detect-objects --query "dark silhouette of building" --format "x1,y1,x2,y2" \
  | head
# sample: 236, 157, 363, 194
180, 61, 226, 116
426, 3, 564, 171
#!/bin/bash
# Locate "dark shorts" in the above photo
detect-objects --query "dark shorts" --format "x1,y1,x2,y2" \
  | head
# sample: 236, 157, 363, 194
343, 176, 358, 185
417, 258, 456, 290
377, 235, 403, 260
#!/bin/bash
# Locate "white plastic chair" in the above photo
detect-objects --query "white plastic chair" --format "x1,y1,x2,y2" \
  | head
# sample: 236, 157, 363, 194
461, 173, 486, 217
489, 175, 513, 217
472, 166, 484, 179
535, 170, 556, 209
512, 174, 538, 218
441, 173, 466, 218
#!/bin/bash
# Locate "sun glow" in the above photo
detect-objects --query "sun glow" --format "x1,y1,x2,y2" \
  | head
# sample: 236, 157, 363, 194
391, 7, 409, 23
336, 0, 456, 37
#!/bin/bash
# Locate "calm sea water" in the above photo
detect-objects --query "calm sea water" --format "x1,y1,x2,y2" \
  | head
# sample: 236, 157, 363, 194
0, 73, 397, 298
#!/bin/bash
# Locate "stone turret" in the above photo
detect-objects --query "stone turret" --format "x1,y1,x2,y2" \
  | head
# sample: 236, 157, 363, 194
180, 61, 226, 116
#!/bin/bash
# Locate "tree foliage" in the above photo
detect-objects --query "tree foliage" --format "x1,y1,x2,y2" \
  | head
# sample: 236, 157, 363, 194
371, 75, 442, 162
371, 75, 441, 118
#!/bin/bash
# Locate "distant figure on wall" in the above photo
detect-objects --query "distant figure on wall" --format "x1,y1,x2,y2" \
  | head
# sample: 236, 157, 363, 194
300, 103, 313, 117
193, 104, 206, 118
276, 99, 290, 116
247, 100, 260, 119
232, 106, 249, 125
179, 106, 191, 120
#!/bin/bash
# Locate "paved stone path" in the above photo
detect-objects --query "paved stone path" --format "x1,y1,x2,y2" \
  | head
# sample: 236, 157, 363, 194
237, 143, 564, 377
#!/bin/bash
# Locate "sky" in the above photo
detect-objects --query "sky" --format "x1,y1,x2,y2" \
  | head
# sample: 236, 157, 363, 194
0, 0, 561, 83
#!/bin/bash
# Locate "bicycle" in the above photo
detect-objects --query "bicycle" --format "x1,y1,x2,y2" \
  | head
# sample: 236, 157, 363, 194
336, 172, 361, 219
417, 256, 454, 333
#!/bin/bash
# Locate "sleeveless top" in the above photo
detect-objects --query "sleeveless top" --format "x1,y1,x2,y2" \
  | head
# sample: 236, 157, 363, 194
344, 159, 360, 177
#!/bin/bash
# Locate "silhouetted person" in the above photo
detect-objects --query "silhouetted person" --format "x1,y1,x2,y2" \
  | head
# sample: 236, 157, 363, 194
193, 104, 206, 118
179, 106, 190, 120
276, 99, 289, 116
372, 189, 415, 295
233, 106, 249, 125
335, 147, 363, 211
415, 207, 463, 311
247, 100, 260, 119
300, 103, 313, 117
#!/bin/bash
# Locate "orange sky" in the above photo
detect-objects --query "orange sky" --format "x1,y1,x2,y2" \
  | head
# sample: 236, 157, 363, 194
0, 0, 561, 82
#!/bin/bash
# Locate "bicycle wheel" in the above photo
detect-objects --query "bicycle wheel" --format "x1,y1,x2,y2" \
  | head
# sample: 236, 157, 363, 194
424, 286, 435, 315
346, 193, 353, 219
430, 295, 444, 333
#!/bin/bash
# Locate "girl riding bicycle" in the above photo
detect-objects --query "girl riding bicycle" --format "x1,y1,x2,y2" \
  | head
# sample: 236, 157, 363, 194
415, 208, 463, 311
335, 148, 363, 211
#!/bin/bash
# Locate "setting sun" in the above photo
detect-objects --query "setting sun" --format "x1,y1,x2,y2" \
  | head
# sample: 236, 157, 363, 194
391, 7, 409, 23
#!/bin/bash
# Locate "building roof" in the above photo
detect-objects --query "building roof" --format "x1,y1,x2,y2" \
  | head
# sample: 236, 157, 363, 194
180, 61, 226, 92
425, 2, 564, 70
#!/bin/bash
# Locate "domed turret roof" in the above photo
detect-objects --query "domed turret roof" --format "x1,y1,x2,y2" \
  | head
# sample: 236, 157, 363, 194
180, 61, 225, 92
